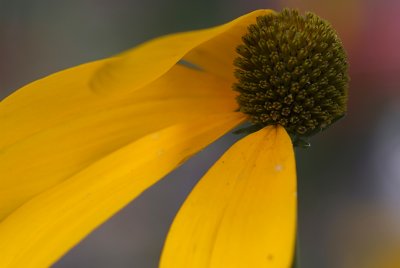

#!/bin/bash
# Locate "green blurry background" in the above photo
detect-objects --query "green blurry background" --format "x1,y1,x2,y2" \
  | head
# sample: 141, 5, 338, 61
1, 0, 399, 267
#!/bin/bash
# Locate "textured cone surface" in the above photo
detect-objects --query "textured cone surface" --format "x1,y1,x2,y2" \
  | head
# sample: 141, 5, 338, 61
234, 9, 349, 137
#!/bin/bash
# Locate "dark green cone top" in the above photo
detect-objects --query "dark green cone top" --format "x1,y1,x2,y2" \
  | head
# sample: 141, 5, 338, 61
234, 9, 349, 138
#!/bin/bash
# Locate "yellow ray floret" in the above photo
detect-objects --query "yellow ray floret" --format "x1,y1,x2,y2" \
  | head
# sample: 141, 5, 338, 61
160, 126, 296, 268
0, 115, 244, 267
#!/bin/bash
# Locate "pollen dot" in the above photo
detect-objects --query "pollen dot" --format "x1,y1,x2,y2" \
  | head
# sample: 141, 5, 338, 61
274, 164, 283, 172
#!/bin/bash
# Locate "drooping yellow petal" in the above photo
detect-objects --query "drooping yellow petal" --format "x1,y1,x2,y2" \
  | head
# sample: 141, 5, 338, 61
1, 10, 272, 147
90, 9, 272, 94
160, 126, 297, 268
183, 10, 275, 83
0, 114, 244, 268
0, 59, 111, 148
0, 65, 239, 221
0, 60, 235, 149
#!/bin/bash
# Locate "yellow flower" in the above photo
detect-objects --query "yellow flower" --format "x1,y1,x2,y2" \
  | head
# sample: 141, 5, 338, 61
0, 9, 348, 268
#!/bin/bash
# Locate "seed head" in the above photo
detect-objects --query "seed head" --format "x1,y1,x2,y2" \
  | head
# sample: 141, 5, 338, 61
234, 9, 349, 138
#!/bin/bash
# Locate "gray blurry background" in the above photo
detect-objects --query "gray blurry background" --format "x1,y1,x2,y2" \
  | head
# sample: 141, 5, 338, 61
1, 0, 399, 267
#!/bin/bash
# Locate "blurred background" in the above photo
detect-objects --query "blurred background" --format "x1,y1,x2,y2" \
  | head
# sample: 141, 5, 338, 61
1, 0, 399, 267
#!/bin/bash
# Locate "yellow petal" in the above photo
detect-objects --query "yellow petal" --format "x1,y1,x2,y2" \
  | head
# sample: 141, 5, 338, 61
183, 10, 275, 82
91, 9, 272, 94
0, 114, 244, 268
160, 126, 297, 268
0, 59, 111, 148
0, 65, 239, 221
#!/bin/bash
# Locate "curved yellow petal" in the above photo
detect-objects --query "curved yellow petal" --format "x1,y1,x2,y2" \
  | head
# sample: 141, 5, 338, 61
160, 126, 297, 268
0, 114, 244, 268
0, 59, 111, 148
183, 10, 275, 82
0, 65, 239, 221
90, 9, 272, 94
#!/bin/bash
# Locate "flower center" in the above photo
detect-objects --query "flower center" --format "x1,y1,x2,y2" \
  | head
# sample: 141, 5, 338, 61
233, 9, 349, 139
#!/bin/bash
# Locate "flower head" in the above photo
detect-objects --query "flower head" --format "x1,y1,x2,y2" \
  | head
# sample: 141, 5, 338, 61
0, 9, 348, 268
234, 9, 348, 138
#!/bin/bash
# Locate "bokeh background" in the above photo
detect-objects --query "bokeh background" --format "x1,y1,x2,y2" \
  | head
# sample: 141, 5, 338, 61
1, 0, 399, 267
